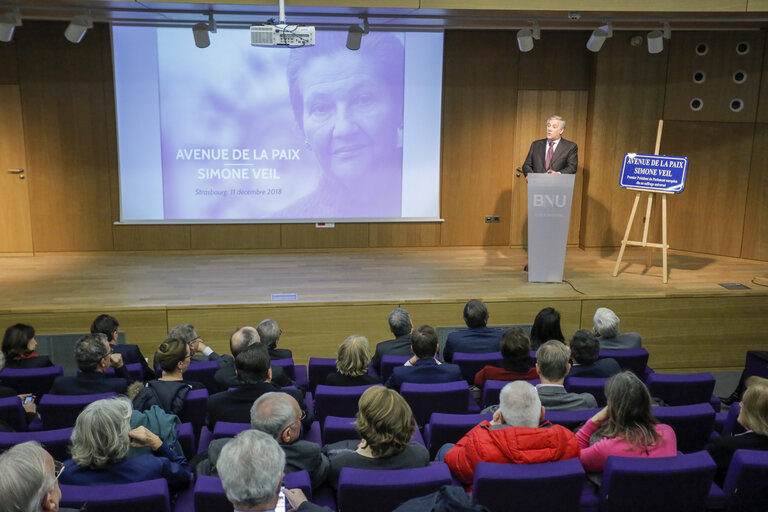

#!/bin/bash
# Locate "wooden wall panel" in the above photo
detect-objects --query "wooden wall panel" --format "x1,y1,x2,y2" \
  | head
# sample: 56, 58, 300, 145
114, 225, 192, 251
509, 90, 588, 246
368, 223, 441, 247
658, 121, 752, 256
580, 296, 768, 371
518, 31, 591, 90
0, 39, 17, 84
281, 223, 368, 249
16, 22, 114, 251
440, 31, 519, 246
757, 35, 768, 122
581, 31, 668, 248
664, 31, 764, 123
741, 123, 768, 260
191, 224, 281, 250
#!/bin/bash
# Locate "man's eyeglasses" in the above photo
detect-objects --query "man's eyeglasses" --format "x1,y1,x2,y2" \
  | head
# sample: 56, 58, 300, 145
54, 460, 65, 480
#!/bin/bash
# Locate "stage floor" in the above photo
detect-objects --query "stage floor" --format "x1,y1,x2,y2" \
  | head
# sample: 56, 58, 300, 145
0, 246, 766, 311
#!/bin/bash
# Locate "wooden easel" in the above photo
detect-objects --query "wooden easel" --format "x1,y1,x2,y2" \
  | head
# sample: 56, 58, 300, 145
613, 120, 670, 284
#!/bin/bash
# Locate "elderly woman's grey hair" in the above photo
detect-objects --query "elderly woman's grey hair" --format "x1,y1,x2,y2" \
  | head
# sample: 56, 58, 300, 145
217, 430, 286, 509
499, 381, 541, 428
593, 307, 620, 338
74, 334, 109, 372
250, 392, 298, 440
70, 397, 132, 468
0, 441, 56, 512
168, 324, 198, 344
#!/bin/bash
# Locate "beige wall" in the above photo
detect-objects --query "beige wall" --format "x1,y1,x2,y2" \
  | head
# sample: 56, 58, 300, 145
2, 22, 768, 260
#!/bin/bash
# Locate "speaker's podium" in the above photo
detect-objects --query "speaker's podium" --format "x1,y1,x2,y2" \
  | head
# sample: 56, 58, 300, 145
526, 173, 576, 283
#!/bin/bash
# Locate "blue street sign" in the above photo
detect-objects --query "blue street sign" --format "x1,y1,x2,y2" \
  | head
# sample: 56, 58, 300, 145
620, 153, 688, 193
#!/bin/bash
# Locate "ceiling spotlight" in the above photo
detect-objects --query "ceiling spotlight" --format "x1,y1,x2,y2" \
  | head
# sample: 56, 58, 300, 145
647, 30, 664, 54
586, 28, 609, 52
346, 18, 369, 51
64, 14, 92, 44
193, 12, 216, 48
517, 28, 534, 52
0, 10, 22, 43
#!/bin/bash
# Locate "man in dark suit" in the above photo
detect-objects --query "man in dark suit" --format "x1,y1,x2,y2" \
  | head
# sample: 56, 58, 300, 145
257, 319, 293, 360
214, 326, 293, 389
90, 314, 155, 381
206, 343, 311, 430
521, 115, 578, 176
169, 323, 224, 363
442, 299, 503, 363
371, 308, 413, 372
385, 325, 462, 391
50, 334, 132, 395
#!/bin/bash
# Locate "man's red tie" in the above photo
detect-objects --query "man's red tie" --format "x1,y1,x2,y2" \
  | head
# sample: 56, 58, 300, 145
545, 141, 554, 170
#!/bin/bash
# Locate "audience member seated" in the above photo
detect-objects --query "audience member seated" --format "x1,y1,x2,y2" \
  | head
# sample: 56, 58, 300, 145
706, 376, 768, 486
218, 429, 332, 512
50, 334, 132, 395
443, 299, 503, 363
592, 307, 642, 349
168, 323, 222, 363
323, 386, 429, 489
215, 326, 293, 389
59, 397, 191, 493
257, 318, 293, 360
207, 344, 311, 430
0, 352, 37, 430
91, 313, 155, 381
0, 441, 62, 512
385, 325, 462, 391
443, 381, 579, 489
473, 327, 537, 390
529, 307, 565, 350
568, 330, 621, 378
2, 323, 53, 369
195, 392, 330, 489
576, 371, 677, 473
325, 335, 380, 386
371, 308, 413, 372
132, 337, 205, 415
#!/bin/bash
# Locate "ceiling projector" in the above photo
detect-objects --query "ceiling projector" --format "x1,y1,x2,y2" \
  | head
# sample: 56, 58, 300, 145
250, 24, 315, 47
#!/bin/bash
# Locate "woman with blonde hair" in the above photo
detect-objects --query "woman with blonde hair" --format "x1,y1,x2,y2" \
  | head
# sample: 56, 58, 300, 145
576, 371, 677, 472
323, 386, 429, 488
706, 376, 768, 485
324, 335, 379, 386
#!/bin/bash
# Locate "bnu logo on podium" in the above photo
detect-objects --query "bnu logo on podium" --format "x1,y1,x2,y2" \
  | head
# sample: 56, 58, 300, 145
533, 194, 568, 208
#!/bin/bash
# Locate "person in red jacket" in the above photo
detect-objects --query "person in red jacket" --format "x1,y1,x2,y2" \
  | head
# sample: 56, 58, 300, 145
443, 380, 579, 489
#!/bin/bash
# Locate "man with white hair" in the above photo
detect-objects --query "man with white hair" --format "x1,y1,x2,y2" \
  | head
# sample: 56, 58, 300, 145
0, 441, 62, 512
257, 319, 293, 360
443, 381, 579, 488
217, 429, 332, 512
592, 307, 642, 349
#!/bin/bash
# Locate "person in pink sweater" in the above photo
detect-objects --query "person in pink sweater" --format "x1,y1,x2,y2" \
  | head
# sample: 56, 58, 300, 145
576, 371, 677, 472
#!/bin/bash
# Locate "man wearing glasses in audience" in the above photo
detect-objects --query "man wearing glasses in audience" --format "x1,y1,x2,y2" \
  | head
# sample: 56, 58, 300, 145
50, 334, 132, 395
0, 441, 63, 512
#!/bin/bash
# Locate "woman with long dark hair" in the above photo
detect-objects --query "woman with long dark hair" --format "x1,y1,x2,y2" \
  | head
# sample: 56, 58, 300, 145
1, 323, 53, 369
529, 308, 565, 350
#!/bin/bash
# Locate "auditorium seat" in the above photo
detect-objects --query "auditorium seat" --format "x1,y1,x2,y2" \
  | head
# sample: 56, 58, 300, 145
598, 348, 649, 378
482, 379, 540, 408
645, 372, 717, 407
452, 351, 503, 384
313, 384, 374, 424
720, 449, 768, 512
178, 388, 209, 440
652, 403, 716, 453
565, 377, 608, 407
379, 355, 410, 385
192, 471, 312, 512
0, 427, 72, 461
0, 365, 63, 397
545, 408, 600, 432
59, 478, 171, 512
422, 412, 492, 458
308, 357, 337, 392
38, 392, 117, 430
182, 361, 221, 395
400, 381, 470, 427
0, 396, 28, 431
322, 415, 425, 447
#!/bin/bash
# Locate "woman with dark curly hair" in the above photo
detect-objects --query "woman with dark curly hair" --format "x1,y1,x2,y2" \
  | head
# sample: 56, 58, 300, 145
323, 385, 429, 488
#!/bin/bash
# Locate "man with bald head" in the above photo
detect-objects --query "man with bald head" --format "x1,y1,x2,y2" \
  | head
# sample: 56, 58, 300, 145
214, 326, 293, 389
195, 391, 329, 488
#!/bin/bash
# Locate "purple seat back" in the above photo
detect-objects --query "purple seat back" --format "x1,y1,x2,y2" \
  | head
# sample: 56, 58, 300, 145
313, 384, 374, 424
722, 449, 768, 512
400, 381, 469, 427
337, 463, 451, 512
452, 352, 503, 384
89, 362, 144, 382
212, 421, 249, 440
565, 377, 608, 407
482, 379, 540, 408
175, 422, 196, 460
308, 357, 337, 392
0, 427, 73, 461
646, 372, 716, 406
473, 459, 585, 512
0, 366, 63, 396
0, 396, 27, 431
545, 408, 601, 432
600, 452, 716, 512
193, 472, 312, 512
720, 402, 744, 436
379, 355, 410, 384
599, 348, 649, 378
60, 478, 171, 512
323, 415, 425, 447
184, 361, 222, 395
651, 404, 716, 454
179, 388, 209, 439
270, 358, 296, 380
39, 392, 117, 430
423, 412, 492, 458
